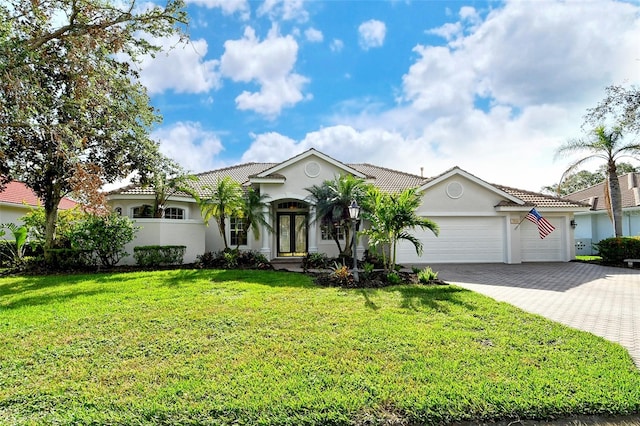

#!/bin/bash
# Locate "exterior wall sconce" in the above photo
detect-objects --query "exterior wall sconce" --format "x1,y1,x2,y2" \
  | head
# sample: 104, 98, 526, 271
570, 219, 577, 229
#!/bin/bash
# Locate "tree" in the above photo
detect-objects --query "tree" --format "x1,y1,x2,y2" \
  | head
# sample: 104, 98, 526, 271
556, 126, 640, 236
305, 174, 371, 257
195, 177, 244, 250
0, 0, 187, 258
143, 156, 196, 218
361, 187, 439, 271
236, 188, 273, 249
542, 162, 639, 196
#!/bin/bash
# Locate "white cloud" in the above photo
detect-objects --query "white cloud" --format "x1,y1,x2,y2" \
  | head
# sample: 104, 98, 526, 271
258, 0, 308, 22
185, 0, 250, 20
358, 19, 386, 50
241, 132, 300, 162
220, 25, 310, 117
152, 122, 225, 173
136, 35, 221, 95
304, 27, 324, 43
330, 39, 344, 52
242, 0, 640, 191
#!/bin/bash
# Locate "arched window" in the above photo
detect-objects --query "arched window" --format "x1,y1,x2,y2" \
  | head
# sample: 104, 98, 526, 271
164, 207, 185, 220
132, 205, 153, 218
114, 207, 123, 216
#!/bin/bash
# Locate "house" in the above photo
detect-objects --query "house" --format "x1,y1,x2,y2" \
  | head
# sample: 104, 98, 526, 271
107, 149, 588, 265
0, 180, 77, 232
564, 172, 640, 254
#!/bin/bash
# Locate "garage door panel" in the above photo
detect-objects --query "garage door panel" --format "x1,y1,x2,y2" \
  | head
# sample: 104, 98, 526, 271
397, 217, 505, 263
521, 218, 564, 262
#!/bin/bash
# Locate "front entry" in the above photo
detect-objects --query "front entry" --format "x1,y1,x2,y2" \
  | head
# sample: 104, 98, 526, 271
277, 213, 307, 257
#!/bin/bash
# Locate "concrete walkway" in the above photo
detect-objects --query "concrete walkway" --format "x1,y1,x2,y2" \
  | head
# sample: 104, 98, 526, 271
419, 262, 640, 367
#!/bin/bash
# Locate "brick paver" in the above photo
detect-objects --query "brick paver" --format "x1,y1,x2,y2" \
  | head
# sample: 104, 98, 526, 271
422, 262, 640, 367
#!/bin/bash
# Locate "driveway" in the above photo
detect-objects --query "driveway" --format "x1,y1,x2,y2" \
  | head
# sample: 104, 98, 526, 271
421, 262, 640, 367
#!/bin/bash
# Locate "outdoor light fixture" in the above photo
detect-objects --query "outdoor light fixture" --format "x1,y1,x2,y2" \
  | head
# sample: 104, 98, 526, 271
570, 219, 577, 229
348, 200, 361, 282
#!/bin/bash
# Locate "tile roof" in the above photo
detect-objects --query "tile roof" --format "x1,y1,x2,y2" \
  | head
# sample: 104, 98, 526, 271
0, 181, 77, 209
108, 158, 585, 210
563, 173, 640, 210
494, 184, 588, 208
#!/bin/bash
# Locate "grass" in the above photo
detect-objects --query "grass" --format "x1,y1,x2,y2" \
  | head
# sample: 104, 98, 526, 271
575, 255, 603, 262
1, 269, 639, 425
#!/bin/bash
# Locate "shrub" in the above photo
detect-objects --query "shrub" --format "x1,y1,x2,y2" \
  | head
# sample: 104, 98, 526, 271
196, 249, 272, 270
594, 237, 640, 264
329, 264, 353, 287
43, 248, 92, 270
133, 245, 186, 267
386, 272, 401, 285
70, 213, 137, 267
417, 266, 439, 284
301, 252, 330, 271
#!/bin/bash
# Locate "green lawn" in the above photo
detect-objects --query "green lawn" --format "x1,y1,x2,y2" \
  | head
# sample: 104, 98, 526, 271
1, 269, 638, 425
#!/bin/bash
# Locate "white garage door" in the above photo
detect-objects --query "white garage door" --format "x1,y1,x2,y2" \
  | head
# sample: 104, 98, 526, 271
521, 218, 564, 262
397, 217, 505, 264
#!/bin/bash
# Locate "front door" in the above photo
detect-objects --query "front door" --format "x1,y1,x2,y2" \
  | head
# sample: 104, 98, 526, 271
277, 213, 307, 257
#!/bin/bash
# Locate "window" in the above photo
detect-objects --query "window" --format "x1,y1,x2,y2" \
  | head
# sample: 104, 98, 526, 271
230, 217, 247, 246
164, 207, 185, 220
114, 207, 122, 216
321, 224, 345, 240
132, 205, 153, 218
277, 201, 306, 210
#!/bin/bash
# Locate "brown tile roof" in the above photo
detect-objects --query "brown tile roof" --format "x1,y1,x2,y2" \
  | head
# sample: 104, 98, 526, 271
108, 159, 586, 210
0, 181, 77, 209
495, 184, 588, 208
563, 173, 640, 211
348, 163, 426, 193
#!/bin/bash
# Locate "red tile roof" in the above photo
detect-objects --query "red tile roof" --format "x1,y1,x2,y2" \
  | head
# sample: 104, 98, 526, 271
0, 181, 77, 210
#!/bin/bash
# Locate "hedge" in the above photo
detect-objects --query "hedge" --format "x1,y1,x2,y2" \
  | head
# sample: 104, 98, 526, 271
133, 245, 186, 267
593, 237, 640, 264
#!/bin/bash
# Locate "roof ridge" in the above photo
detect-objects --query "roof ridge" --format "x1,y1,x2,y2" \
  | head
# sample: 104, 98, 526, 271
350, 163, 426, 180
193, 162, 276, 176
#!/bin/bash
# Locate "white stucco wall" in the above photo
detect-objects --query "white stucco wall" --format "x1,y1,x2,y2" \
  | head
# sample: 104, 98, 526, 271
0, 204, 30, 239
120, 219, 206, 265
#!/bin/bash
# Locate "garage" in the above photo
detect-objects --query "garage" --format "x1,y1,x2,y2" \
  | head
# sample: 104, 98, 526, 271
397, 216, 506, 264
520, 217, 565, 262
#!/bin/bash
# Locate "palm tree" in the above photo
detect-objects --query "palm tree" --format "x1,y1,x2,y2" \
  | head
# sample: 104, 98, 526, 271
556, 126, 640, 237
236, 187, 273, 249
305, 174, 370, 257
362, 187, 439, 271
195, 176, 244, 249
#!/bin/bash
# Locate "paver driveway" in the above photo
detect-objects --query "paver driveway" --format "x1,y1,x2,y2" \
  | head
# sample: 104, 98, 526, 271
423, 262, 640, 367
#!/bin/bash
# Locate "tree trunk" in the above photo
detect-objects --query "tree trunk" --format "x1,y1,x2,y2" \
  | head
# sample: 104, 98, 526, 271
218, 215, 229, 249
43, 196, 61, 263
607, 162, 623, 237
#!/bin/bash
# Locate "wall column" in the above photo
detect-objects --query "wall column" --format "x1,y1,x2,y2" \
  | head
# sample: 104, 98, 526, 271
308, 204, 318, 253
260, 203, 272, 259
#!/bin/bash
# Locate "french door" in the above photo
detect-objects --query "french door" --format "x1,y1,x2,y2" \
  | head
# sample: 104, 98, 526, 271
277, 213, 307, 257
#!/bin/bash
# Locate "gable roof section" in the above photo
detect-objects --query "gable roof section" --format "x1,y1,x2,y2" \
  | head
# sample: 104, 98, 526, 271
0, 181, 77, 209
418, 166, 525, 206
564, 173, 640, 211
253, 148, 368, 180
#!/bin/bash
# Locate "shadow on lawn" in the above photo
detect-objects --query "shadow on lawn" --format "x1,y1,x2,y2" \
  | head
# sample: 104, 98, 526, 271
359, 285, 476, 313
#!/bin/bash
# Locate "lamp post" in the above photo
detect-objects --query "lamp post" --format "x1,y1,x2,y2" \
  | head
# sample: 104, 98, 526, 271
348, 200, 361, 282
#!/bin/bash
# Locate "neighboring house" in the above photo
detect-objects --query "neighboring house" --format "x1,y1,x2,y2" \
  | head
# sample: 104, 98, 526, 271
107, 149, 588, 265
564, 173, 640, 254
0, 180, 77, 233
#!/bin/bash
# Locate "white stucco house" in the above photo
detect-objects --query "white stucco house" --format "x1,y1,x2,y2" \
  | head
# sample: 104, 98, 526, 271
564, 172, 640, 255
107, 149, 588, 265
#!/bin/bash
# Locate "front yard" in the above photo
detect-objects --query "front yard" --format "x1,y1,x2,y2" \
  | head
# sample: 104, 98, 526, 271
1, 269, 639, 425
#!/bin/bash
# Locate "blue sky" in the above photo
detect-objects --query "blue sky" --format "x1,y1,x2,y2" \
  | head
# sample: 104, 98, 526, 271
133, 0, 640, 191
